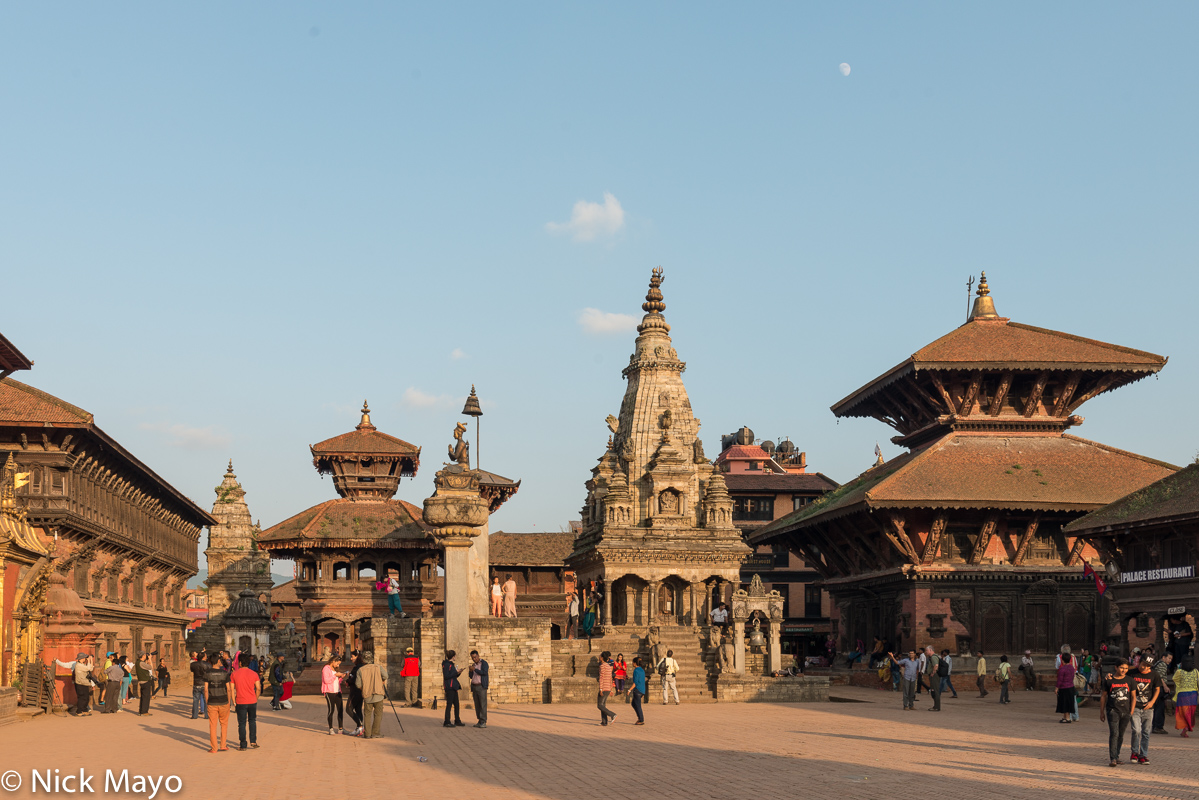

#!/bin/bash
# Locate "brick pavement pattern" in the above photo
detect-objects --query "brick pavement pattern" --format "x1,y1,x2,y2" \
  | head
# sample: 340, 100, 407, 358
2, 687, 1198, 799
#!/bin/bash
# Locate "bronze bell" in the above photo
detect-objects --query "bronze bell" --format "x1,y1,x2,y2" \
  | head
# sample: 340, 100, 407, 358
462, 385, 483, 417
748, 619, 766, 648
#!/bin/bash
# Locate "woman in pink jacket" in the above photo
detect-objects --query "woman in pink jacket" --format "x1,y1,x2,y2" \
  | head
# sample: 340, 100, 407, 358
322, 656, 347, 735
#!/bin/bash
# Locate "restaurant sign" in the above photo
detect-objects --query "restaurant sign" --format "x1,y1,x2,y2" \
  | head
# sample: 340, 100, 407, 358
1168, 606, 1187, 615
1119, 566, 1196, 584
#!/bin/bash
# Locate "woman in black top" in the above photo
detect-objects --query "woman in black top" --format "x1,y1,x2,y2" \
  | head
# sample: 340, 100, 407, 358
154, 658, 171, 697
442, 650, 464, 728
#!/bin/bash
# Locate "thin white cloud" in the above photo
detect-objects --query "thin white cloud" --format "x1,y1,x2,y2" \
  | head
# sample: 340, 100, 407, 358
450, 348, 467, 360
546, 192, 625, 242
400, 387, 458, 410
140, 422, 231, 450
577, 307, 638, 335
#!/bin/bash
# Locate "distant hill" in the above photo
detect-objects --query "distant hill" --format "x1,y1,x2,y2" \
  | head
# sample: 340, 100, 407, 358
186, 569, 296, 590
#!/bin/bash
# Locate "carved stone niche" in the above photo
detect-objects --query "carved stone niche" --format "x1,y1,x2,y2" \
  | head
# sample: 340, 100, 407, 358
1134, 612, 1151, 638
949, 597, 973, 630
899, 612, 912, 638
926, 613, 947, 638
955, 635, 973, 655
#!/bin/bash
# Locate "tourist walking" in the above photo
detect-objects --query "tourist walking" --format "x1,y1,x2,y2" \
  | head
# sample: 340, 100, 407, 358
565, 592, 579, 639
597, 650, 617, 726
1020, 650, 1037, 691
996, 656, 1012, 704
322, 655, 347, 735
938, 649, 958, 698
355, 651, 388, 739
1152, 653, 1173, 734
1130, 655, 1165, 763
924, 646, 942, 711
1100, 659, 1134, 766
614, 654, 628, 696
915, 648, 927, 695
203, 653, 232, 753
491, 577, 503, 617
501, 574, 518, 618
468, 650, 489, 728
101, 658, 125, 714
135, 653, 154, 716
346, 651, 365, 736
442, 650, 465, 728
118, 656, 134, 710
1055, 652, 1077, 723
976, 650, 989, 698
190, 651, 208, 719
268, 654, 285, 710
887, 650, 920, 710
230, 655, 261, 750
386, 572, 406, 618
400, 647, 420, 706
658, 649, 680, 705
154, 658, 170, 697
1173, 656, 1198, 737
55, 654, 97, 716
629, 656, 646, 725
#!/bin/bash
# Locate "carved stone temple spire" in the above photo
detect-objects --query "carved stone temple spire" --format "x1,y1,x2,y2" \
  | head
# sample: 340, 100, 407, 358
204, 460, 272, 621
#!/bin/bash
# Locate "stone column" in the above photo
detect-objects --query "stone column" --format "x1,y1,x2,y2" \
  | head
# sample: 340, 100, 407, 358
689, 582, 699, 627
648, 581, 660, 624
342, 621, 353, 656
625, 585, 636, 627
466, 520, 491, 618
768, 619, 781, 674
603, 579, 613, 626
733, 618, 746, 676
424, 465, 489, 668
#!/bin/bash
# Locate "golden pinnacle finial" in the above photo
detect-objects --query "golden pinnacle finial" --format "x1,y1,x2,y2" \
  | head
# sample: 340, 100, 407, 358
642, 267, 666, 314
357, 400, 376, 431
969, 271, 999, 320
226, 459, 234, 475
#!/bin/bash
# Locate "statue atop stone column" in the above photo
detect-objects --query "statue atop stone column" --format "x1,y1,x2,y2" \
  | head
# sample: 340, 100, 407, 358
448, 422, 470, 467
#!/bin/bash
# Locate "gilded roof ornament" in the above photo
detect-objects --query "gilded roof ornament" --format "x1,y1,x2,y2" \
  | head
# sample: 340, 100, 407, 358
637, 267, 671, 334
970, 271, 1000, 320
356, 400, 376, 431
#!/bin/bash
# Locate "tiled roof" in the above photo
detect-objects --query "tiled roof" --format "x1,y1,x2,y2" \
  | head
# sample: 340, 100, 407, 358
258, 498, 433, 548
488, 532, 575, 567
715, 445, 771, 462
749, 432, 1177, 543
0, 333, 32, 373
270, 578, 300, 603
724, 473, 839, 493
833, 318, 1166, 416
310, 429, 420, 457
1064, 463, 1199, 535
0, 378, 92, 424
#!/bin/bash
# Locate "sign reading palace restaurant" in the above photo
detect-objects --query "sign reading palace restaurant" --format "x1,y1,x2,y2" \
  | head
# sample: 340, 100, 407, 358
1119, 566, 1196, 584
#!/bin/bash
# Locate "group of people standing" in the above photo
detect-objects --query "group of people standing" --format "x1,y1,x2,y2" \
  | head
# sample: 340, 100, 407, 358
320, 650, 391, 738
56, 651, 171, 717
189, 649, 291, 752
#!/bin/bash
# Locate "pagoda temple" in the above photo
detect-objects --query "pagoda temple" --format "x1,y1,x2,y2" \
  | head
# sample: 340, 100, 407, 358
568, 268, 750, 630
751, 274, 1177, 656
258, 403, 438, 657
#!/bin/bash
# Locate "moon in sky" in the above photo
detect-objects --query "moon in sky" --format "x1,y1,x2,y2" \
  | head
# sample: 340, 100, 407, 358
839, 63, 851, 77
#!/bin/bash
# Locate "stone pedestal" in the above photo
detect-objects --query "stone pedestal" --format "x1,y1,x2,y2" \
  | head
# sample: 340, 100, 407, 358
423, 465, 488, 662
41, 573, 99, 707
733, 619, 746, 675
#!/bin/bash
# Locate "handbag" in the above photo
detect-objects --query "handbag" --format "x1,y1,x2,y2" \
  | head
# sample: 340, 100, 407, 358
1073, 673, 1088, 693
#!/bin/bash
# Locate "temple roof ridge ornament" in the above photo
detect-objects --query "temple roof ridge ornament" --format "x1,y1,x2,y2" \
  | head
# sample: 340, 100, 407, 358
356, 400, 376, 431
969, 271, 1001, 321
636, 266, 671, 335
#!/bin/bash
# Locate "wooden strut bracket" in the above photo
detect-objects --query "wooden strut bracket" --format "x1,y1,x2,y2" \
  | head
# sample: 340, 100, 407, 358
921, 513, 948, 565
968, 515, 1000, 565
1012, 514, 1041, 566
989, 371, 1014, 416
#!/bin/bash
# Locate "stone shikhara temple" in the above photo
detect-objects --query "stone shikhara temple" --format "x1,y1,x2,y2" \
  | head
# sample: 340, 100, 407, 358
752, 275, 1177, 657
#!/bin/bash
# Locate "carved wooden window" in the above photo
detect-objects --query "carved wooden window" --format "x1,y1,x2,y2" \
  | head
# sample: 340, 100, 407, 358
333, 562, 350, 581
941, 529, 974, 562
358, 562, 377, 580
50, 470, 66, 495
30, 467, 42, 494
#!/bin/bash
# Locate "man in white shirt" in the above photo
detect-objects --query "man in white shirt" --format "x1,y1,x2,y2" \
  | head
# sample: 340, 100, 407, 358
565, 593, 580, 639
658, 649, 680, 705
710, 604, 729, 631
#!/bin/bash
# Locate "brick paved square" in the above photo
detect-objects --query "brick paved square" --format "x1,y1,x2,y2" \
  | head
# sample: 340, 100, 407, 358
2, 688, 1198, 799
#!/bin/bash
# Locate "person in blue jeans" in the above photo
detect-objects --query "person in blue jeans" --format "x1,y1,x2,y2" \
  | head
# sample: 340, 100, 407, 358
628, 656, 647, 725
887, 650, 921, 710
190, 652, 209, 719
939, 649, 959, 698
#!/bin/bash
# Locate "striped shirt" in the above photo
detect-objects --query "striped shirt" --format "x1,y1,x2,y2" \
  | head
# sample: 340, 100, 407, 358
598, 661, 614, 693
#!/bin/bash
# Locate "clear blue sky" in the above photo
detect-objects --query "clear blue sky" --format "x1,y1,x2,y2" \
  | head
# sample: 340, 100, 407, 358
3, 4, 1197, 573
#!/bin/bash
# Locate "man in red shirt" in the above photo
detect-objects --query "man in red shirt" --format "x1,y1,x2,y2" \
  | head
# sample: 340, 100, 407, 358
230, 653, 262, 751
400, 647, 421, 707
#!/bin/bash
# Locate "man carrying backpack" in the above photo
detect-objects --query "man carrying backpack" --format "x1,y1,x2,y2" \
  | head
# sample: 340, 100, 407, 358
924, 646, 942, 711
657, 649, 680, 705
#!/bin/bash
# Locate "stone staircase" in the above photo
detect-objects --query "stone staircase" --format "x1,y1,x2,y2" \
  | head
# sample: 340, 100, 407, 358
549, 625, 718, 703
